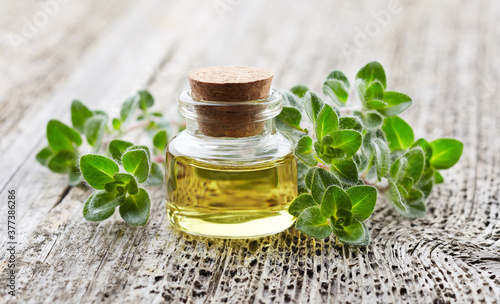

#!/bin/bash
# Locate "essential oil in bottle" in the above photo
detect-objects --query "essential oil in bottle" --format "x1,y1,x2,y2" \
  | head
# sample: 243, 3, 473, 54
166, 66, 297, 238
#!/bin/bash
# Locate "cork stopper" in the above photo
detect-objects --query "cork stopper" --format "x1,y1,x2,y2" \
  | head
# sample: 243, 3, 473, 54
187, 66, 273, 137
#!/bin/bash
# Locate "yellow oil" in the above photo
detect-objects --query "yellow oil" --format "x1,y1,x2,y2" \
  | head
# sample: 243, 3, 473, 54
166, 152, 297, 238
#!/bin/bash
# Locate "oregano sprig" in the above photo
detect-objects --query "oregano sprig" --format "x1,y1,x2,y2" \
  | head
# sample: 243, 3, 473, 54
279, 61, 463, 245
36, 89, 179, 226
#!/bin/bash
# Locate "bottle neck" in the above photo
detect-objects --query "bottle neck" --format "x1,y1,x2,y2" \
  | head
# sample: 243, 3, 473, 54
178, 89, 282, 138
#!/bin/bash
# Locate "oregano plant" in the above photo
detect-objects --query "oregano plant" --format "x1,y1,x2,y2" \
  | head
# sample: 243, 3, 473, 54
36, 89, 177, 226
277, 61, 463, 245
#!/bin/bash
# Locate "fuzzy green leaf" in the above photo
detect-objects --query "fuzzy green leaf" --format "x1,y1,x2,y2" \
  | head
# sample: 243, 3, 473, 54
47, 120, 82, 152
378, 91, 412, 116
276, 107, 303, 131
289, 194, 317, 217
387, 179, 426, 218
47, 150, 77, 174
295, 206, 332, 239
109, 139, 133, 161
80, 154, 119, 190
315, 104, 339, 140
412, 138, 433, 160
434, 171, 444, 184
327, 130, 363, 159
84, 114, 107, 149
330, 158, 359, 185
36, 146, 53, 167
322, 70, 350, 106
145, 162, 164, 186
355, 61, 387, 89
122, 147, 151, 183
83, 191, 124, 222
391, 148, 425, 184
320, 185, 352, 219
430, 139, 463, 170
119, 188, 151, 226
153, 130, 168, 152
71, 100, 93, 133
120, 95, 139, 124
371, 138, 391, 180
282, 91, 304, 110
346, 185, 377, 221
382, 116, 414, 151
138, 90, 154, 110
290, 85, 309, 98
304, 92, 324, 123
339, 117, 363, 133
354, 111, 383, 130
311, 168, 341, 204
295, 136, 318, 167
332, 219, 370, 246
113, 173, 139, 195
304, 167, 317, 190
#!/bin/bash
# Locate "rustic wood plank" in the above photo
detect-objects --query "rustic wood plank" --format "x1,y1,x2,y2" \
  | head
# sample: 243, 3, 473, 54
1, 0, 499, 303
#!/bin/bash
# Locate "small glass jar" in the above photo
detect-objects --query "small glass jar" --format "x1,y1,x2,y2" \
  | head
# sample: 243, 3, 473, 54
166, 89, 297, 238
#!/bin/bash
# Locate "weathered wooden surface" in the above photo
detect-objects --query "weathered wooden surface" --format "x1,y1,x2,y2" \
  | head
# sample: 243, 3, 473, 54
1, 0, 499, 303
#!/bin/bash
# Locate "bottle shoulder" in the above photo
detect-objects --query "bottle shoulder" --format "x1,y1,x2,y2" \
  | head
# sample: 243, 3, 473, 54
168, 130, 294, 166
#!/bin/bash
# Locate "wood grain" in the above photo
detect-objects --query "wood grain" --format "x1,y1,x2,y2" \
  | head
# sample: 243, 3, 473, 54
1, 0, 499, 303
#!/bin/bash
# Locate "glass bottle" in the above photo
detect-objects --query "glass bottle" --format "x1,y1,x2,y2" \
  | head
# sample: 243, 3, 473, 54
166, 70, 297, 238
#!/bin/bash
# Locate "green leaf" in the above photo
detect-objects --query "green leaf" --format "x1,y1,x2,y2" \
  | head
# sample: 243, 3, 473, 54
122, 146, 151, 183
332, 219, 369, 246
382, 116, 414, 151
304, 92, 324, 123
83, 191, 125, 221
378, 91, 412, 116
311, 168, 341, 204
145, 162, 164, 186
295, 206, 332, 239
138, 89, 154, 110
153, 130, 168, 152
289, 194, 317, 217
109, 139, 133, 161
47, 120, 82, 152
290, 85, 308, 98
112, 118, 121, 130
412, 138, 433, 160
84, 114, 107, 149
387, 179, 426, 218
80, 154, 119, 190
430, 139, 463, 170
276, 107, 303, 131
320, 185, 351, 219
281, 91, 304, 110
327, 130, 363, 159
322, 70, 350, 106
391, 148, 425, 184
119, 188, 151, 226
315, 104, 339, 140
304, 167, 317, 190
114, 173, 139, 194
47, 150, 77, 173
295, 136, 318, 167
151, 112, 163, 117
354, 111, 383, 130
330, 158, 359, 185
297, 161, 309, 194
104, 181, 126, 195
415, 178, 433, 198
346, 185, 377, 221
36, 146, 53, 167
364, 82, 386, 109
355, 61, 387, 89
434, 171, 444, 184
371, 138, 391, 180
339, 117, 363, 133
69, 169, 83, 186
120, 95, 139, 124
71, 100, 94, 133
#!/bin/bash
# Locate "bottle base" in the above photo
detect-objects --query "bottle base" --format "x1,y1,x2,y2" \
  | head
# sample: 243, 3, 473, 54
167, 208, 295, 239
